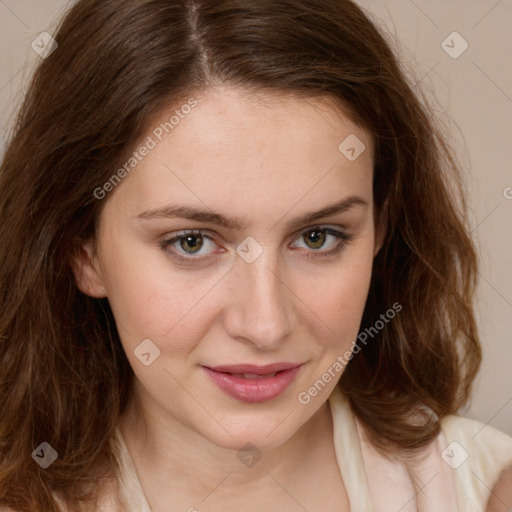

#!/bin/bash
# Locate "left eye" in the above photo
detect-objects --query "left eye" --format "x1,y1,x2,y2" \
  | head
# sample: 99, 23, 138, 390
292, 227, 346, 252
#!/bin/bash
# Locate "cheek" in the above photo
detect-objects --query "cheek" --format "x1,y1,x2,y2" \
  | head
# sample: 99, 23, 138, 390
98, 229, 218, 351
305, 245, 374, 348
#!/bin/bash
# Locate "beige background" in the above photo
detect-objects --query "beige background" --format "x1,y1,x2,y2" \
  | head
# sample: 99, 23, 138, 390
0, 0, 511, 435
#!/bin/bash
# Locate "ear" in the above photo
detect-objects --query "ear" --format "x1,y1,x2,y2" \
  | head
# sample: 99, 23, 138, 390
373, 198, 388, 257
70, 239, 107, 298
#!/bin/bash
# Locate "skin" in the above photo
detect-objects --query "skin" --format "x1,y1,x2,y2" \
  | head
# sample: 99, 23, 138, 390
72, 85, 385, 511
485, 466, 512, 512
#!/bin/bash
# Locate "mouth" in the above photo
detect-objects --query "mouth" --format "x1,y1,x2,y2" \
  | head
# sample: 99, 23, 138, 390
202, 363, 303, 403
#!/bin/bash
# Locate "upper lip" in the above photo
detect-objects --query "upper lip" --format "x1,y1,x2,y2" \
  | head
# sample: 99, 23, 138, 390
206, 362, 302, 374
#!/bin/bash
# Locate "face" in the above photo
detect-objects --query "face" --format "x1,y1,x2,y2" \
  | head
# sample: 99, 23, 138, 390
74, 85, 383, 451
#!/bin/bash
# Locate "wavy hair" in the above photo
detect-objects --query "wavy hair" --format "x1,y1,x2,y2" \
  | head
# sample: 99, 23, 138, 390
0, 0, 481, 510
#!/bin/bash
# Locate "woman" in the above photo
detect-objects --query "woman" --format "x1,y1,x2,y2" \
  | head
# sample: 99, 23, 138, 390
0, 0, 510, 510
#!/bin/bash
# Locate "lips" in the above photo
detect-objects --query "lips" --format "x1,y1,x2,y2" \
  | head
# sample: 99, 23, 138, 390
208, 362, 300, 374
203, 362, 303, 403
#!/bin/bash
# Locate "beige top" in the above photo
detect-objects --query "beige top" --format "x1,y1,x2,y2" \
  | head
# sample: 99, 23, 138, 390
109, 387, 512, 511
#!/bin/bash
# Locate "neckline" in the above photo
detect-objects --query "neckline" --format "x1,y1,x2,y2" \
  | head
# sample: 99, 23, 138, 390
328, 387, 374, 511
113, 388, 372, 512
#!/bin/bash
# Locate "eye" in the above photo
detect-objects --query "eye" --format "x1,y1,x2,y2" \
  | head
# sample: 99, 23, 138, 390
290, 226, 353, 259
159, 230, 219, 264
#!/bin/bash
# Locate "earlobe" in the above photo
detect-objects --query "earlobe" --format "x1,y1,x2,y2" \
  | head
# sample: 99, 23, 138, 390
70, 240, 107, 298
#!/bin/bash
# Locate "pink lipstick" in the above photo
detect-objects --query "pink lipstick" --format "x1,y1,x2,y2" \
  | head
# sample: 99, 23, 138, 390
202, 363, 302, 403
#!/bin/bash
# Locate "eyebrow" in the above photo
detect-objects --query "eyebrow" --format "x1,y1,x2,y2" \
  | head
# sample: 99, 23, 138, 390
136, 195, 368, 231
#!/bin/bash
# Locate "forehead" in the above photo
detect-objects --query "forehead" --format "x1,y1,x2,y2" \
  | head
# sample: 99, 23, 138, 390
156, 85, 372, 161
106, 86, 374, 221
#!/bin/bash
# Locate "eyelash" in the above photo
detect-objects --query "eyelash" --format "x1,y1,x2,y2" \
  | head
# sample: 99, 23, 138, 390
159, 227, 354, 265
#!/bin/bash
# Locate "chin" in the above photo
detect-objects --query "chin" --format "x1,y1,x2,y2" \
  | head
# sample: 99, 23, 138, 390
195, 404, 304, 452
208, 427, 294, 453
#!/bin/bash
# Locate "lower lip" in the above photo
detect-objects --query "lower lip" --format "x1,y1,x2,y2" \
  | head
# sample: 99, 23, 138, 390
202, 366, 302, 403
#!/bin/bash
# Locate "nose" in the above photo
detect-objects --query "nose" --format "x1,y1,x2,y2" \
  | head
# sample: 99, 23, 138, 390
223, 247, 296, 350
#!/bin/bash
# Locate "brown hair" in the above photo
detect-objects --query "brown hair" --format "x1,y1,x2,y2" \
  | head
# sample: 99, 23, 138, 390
0, 0, 480, 510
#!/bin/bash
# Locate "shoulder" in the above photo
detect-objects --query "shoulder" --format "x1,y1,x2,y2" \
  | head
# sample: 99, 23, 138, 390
440, 414, 512, 467
440, 414, 512, 509
485, 465, 512, 512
